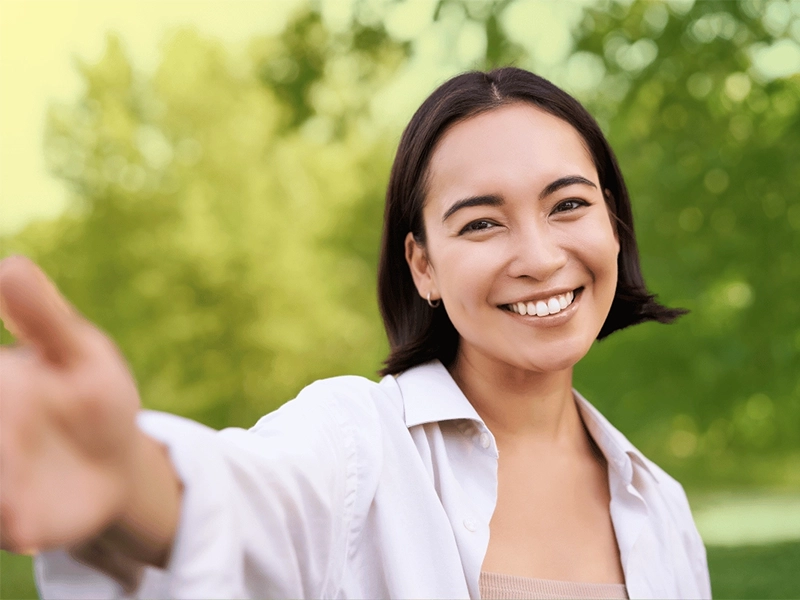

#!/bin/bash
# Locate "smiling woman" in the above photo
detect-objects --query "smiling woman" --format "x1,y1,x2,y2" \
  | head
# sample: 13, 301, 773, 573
1, 68, 709, 599
380, 70, 685, 376
408, 104, 620, 377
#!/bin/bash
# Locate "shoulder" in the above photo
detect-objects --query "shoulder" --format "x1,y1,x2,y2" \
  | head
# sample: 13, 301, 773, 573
299, 374, 401, 405
253, 374, 401, 427
247, 374, 403, 482
285, 375, 405, 516
280, 373, 404, 428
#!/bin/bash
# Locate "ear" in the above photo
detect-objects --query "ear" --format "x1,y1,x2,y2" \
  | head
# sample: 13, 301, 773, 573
404, 232, 438, 302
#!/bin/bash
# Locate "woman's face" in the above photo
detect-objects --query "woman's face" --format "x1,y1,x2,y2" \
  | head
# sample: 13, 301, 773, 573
405, 102, 619, 375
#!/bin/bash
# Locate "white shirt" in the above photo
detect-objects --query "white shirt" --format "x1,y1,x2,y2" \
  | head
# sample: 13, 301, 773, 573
36, 360, 711, 599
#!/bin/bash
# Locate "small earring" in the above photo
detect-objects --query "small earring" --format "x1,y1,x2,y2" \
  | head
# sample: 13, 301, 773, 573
426, 292, 441, 308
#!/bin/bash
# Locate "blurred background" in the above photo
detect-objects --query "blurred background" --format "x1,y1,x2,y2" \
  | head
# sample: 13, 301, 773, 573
1, 0, 799, 597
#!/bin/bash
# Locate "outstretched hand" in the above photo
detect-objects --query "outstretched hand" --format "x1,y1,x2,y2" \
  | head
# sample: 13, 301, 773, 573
0, 256, 143, 555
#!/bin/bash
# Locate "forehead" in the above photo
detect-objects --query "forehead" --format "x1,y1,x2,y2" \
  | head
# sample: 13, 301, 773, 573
426, 103, 597, 203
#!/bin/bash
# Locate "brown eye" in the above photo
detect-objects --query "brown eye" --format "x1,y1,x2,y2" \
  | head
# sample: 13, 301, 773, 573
552, 199, 590, 213
459, 220, 496, 235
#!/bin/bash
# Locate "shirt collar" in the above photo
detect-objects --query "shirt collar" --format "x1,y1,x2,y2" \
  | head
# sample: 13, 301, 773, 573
393, 360, 483, 427
574, 389, 660, 485
393, 360, 659, 485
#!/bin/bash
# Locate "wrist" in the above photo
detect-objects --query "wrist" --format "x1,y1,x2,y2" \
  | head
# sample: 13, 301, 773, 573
68, 432, 182, 590
74, 432, 183, 568
113, 431, 184, 568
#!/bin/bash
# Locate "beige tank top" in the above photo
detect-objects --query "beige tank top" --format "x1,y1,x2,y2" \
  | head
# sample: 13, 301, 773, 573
479, 571, 628, 599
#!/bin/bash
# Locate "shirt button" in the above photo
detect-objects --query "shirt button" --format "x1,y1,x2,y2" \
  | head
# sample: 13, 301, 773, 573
463, 519, 477, 532
479, 432, 491, 449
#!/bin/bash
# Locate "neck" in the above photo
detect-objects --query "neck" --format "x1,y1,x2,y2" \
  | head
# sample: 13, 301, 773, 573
449, 349, 582, 448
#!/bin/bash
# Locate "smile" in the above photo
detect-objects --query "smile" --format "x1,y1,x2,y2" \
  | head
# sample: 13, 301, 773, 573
501, 288, 582, 317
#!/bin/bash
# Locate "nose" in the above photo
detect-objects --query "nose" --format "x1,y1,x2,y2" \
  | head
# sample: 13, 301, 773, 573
506, 223, 568, 281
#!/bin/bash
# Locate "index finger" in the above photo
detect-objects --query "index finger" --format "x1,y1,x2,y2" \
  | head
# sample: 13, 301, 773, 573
0, 256, 84, 366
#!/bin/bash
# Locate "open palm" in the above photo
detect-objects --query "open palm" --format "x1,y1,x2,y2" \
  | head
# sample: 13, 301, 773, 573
0, 256, 141, 554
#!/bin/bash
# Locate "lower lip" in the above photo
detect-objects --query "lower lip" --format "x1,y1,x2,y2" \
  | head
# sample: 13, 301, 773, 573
502, 290, 582, 328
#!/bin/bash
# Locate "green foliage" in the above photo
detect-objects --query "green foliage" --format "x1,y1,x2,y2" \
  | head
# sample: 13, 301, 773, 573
4, 15, 404, 428
2, 0, 798, 488
0, 551, 38, 600
569, 0, 800, 489
707, 540, 800, 598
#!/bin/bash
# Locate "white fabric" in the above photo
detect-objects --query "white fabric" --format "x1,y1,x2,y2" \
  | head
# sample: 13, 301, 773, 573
35, 360, 711, 599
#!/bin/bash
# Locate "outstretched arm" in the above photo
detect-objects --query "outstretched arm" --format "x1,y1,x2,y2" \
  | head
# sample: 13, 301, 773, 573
0, 256, 182, 590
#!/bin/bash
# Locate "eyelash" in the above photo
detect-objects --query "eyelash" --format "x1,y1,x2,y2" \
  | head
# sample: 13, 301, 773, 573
459, 220, 496, 234
552, 198, 591, 213
457, 199, 590, 235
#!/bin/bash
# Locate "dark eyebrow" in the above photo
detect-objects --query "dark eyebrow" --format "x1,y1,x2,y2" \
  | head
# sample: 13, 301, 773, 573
441, 176, 597, 223
441, 194, 504, 223
539, 175, 597, 199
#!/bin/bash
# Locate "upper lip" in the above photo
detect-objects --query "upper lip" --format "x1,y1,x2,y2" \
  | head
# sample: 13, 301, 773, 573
499, 287, 580, 306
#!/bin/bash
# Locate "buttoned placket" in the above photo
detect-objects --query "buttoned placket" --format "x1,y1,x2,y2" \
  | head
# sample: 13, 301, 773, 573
464, 425, 497, 535
447, 420, 500, 599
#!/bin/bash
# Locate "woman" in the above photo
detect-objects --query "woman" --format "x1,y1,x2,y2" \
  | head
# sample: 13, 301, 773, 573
0, 68, 710, 599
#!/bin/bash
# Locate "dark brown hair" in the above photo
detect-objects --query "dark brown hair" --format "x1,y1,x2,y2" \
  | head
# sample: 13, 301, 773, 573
377, 67, 685, 376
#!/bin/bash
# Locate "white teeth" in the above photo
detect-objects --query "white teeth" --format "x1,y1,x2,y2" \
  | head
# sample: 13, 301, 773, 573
506, 289, 578, 317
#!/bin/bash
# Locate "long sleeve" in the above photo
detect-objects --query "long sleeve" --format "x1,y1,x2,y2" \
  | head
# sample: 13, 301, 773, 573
35, 379, 376, 599
34, 365, 714, 599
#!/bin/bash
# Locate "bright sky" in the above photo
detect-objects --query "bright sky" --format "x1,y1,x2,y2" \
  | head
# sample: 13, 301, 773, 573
3, 0, 800, 238
0, 0, 585, 236
0, 0, 303, 235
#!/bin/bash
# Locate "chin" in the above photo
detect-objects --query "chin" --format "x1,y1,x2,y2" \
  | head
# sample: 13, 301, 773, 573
513, 339, 593, 374
520, 355, 581, 374
459, 328, 597, 375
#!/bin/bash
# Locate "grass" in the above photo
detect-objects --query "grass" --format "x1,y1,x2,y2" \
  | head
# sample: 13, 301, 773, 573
708, 540, 800, 599
0, 552, 38, 600
3, 542, 800, 598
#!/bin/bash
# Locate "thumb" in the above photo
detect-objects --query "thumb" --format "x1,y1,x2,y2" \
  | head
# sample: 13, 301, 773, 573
0, 256, 84, 366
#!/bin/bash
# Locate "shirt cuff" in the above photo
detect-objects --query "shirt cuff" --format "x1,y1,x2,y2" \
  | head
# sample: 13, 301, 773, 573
36, 410, 246, 599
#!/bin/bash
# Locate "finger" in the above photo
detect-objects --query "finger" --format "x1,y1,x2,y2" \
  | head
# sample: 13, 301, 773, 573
0, 256, 83, 366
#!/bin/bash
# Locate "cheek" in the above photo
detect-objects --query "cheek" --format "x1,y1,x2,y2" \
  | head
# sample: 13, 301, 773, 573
565, 218, 619, 308
581, 216, 619, 268
432, 243, 502, 308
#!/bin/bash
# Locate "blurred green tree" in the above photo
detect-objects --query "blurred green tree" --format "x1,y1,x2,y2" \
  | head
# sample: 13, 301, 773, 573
3, 11, 406, 428
568, 0, 800, 488
2, 0, 798, 491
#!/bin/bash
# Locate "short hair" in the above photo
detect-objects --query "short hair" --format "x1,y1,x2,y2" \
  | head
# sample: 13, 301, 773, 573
377, 67, 685, 376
